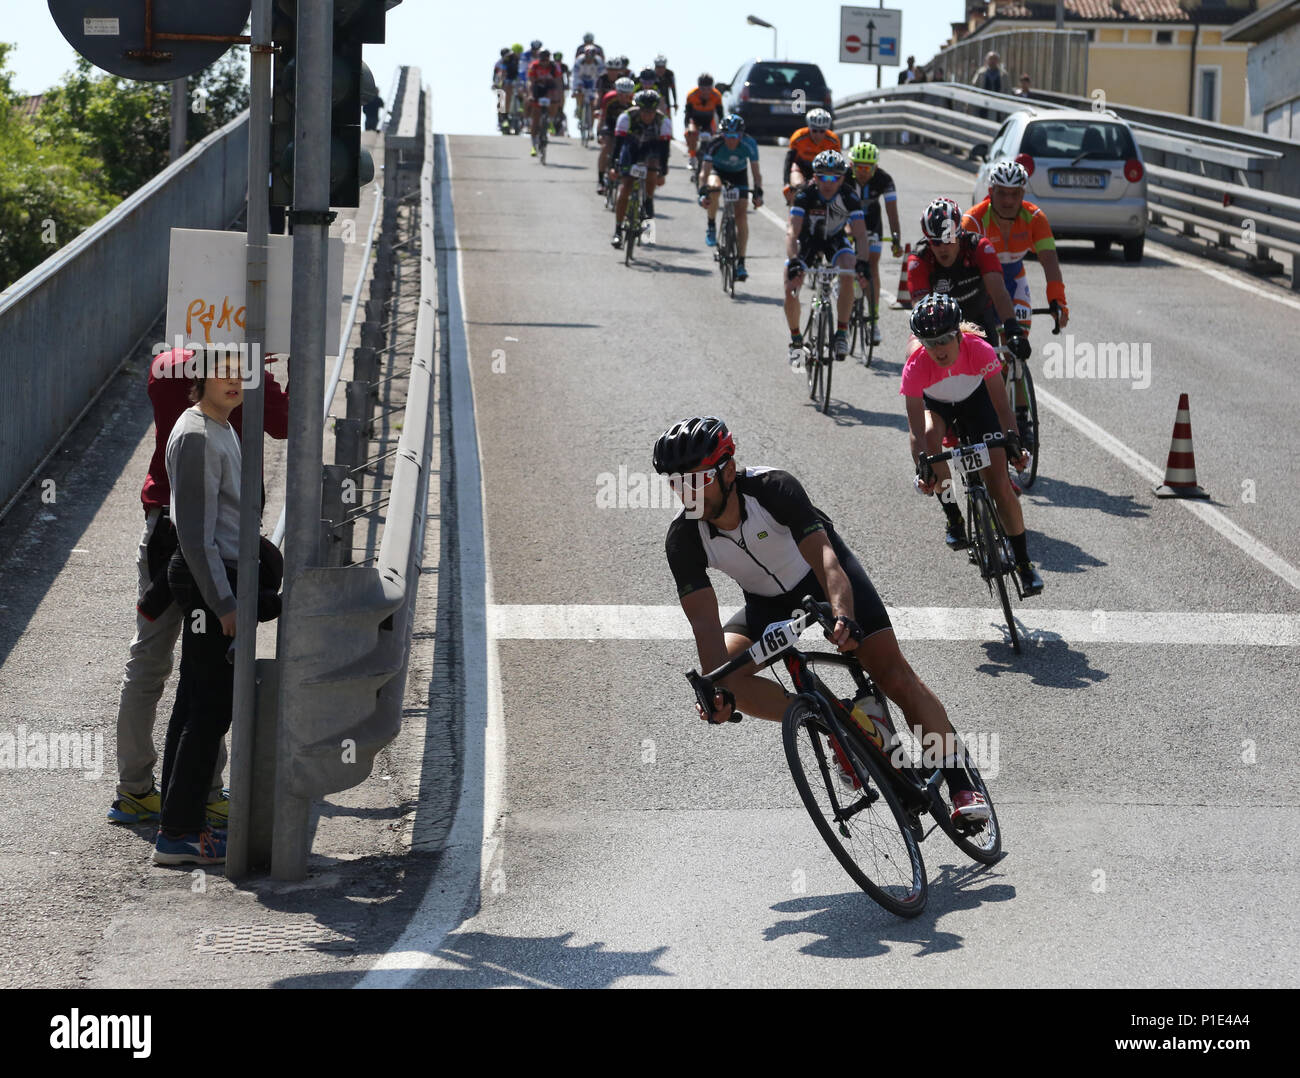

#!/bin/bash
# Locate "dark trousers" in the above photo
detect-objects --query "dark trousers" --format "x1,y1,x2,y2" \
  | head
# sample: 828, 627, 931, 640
159, 556, 236, 835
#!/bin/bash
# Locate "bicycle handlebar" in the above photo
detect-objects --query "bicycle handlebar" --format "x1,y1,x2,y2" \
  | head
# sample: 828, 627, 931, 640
1030, 304, 1062, 335
684, 595, 839, 724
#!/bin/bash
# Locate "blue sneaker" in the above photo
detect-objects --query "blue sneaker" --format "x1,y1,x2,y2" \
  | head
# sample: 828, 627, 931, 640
152, 828, 226, 866
108, 783, 161, 824
735, 261, 748, 282
705, 223, 716, 247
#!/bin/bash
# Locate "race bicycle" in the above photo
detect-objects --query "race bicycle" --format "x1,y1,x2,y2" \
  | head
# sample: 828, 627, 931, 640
622, 162, 651, 265
685, 596, 1002, 918
532, 96, 550, 163
578, 87, 598, 146
798, 262, 857, 416
714, 184, 744, 297
920, 433, 1025, 653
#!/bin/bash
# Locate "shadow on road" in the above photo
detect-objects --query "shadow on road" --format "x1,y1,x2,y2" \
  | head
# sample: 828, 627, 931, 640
1029, 529, 1108, 575
276, 928, 672, 988
763, 863, 1015, 958
976, 634, 1109, 688
821, 399, 911, 433
1024, 474, 1150, 518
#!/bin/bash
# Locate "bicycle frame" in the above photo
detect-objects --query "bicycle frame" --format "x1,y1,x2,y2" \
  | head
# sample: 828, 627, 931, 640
685, 601, 942, 814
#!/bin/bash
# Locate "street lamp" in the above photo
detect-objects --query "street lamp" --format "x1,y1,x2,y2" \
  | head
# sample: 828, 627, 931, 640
747, 14, 777, 60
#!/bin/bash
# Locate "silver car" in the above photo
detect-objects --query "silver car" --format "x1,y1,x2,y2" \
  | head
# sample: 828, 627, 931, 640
974, 108, 1148, 261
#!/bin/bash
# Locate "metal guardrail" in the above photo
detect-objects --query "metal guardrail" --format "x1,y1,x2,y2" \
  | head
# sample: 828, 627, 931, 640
274, 73, 434, 816
833, 84, 1300, 288
0, 111, 251, 518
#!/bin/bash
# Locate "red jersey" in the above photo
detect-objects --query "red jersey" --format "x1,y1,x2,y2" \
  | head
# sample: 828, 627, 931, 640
140, 348, 290, 511
527, 60, 562, 85
906, 233, 1003, 328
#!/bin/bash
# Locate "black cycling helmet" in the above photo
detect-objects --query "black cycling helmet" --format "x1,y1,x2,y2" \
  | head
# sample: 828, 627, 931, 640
653, 416, 735, 474
500, 47, 511, 57
634, 88, 661, 110
698, 73, 714, 87
909, 294, 964, 340
920, 197, 963, 243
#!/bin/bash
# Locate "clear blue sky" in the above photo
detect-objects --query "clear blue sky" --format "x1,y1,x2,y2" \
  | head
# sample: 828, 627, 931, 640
6, 1, 960, 134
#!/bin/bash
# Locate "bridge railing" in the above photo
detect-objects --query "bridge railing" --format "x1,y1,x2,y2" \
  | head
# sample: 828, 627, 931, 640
0, 112, 251, 518
833, 83, 1300, 288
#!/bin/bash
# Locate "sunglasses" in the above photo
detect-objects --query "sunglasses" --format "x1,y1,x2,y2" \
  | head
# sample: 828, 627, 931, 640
668, 465, 723, 493
814, 173, 842, 183
918, 330, 960, 348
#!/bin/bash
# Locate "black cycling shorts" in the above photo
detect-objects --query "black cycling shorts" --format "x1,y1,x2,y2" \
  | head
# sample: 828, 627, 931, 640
798, 232, 855, 268
722, 528, 892, 643
686, 110, 717, 132
923, 378, 1004, 445
711, 167, 749, 195
530, 83, 558, 101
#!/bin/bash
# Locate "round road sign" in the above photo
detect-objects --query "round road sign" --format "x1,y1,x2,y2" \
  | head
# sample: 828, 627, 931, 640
48, 0, 252, 82
845, 34, 862, 54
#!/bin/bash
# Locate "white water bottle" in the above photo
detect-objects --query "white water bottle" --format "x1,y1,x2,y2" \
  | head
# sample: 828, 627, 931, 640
848, 691, 899, 756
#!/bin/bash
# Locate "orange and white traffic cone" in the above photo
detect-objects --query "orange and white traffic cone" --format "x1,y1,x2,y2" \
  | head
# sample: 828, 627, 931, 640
1154, 393, 1209, 499
890, 243, 912, 310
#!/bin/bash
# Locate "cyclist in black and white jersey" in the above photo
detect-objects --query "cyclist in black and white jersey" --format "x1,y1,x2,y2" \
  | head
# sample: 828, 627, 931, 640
655, 415, 991, 824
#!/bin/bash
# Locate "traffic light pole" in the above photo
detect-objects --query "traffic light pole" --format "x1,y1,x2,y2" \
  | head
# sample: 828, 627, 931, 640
272, 0, 334, 881
226, 0, 273, 881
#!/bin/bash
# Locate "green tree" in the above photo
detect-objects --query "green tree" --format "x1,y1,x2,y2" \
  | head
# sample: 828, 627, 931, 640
36, 48, 250, 200
0, 44, 115, 288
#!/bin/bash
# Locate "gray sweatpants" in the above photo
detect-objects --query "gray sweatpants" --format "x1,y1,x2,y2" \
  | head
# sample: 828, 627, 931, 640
115, 508, 226, 799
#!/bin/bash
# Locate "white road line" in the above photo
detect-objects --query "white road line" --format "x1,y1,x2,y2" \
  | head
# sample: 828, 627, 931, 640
359, 134, 507, 988
1150, 248, 1300, 313
489, 604, 1300, 646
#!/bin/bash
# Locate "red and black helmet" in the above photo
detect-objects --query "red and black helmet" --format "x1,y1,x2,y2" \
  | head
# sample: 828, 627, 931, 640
920, 197, 963, 243
653, 416, 735, 474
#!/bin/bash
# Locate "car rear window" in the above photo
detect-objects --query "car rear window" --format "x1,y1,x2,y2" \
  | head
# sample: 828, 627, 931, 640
748, 63, 826, 94
1021, 121, 1138, 160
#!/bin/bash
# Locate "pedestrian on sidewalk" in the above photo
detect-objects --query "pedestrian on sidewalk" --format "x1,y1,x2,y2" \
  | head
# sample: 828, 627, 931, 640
151, 350, 283, 865
108, 346, 288, 835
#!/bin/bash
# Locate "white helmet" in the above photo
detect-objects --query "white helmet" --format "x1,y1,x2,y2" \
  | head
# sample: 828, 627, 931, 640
614, 77, 636, 93
807, 108, 832, 131
583, 32, 595, 44
989, 159, 1029, 189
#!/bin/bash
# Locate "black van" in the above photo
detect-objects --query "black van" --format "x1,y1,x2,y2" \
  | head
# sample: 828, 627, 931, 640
719, 60, 833, 138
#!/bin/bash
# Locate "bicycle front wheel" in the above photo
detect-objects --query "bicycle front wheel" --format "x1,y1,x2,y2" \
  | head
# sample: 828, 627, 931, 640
806, 305, 822, 401
973, 489, 1020, 653
864, 295, 878, 368
782, 698, 928, 918
624, 187, 640, 265
817, 306, 833, 414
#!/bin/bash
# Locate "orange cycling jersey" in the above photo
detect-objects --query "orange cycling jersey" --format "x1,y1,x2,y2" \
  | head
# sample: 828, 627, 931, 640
962, 198, 1056, 270
685, 86, 723, 114
788, 128, 841, 165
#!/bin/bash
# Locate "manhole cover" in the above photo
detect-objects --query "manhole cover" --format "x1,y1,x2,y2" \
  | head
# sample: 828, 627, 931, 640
196, 923, 358, 954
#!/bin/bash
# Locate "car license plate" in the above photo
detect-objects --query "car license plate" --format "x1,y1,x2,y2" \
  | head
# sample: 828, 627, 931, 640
769, 103, 793, 114
1051, 170, 1107, 189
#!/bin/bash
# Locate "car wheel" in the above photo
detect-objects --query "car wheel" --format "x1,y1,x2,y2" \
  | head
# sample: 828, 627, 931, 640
1122, 234, 1144, 262
1093, 238, 1112, 254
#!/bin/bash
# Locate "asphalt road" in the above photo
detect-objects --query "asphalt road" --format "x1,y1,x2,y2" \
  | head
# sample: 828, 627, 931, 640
401, 129, 1300, 987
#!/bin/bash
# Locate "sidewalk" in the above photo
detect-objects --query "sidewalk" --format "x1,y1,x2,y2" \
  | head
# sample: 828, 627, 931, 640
0, 128, 457, 987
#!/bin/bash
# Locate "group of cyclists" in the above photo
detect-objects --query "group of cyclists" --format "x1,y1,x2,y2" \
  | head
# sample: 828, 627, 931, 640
491, 37, 1074, 789
647, 147, 1073, 812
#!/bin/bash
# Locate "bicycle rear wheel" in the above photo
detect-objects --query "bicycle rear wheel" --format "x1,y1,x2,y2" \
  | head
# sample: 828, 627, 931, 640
782, 698, 928, 917
927, 746, 1003, 864
972, 489, 1020, 653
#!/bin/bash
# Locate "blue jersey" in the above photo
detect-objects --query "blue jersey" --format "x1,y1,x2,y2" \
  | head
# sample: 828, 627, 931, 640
703, 135, 759, 175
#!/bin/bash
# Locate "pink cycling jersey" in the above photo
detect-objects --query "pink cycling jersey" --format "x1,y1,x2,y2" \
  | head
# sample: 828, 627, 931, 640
900, 332, 1003, 404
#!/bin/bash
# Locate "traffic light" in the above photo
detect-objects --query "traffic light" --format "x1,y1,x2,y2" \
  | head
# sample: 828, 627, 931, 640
270, 0, 395, 209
